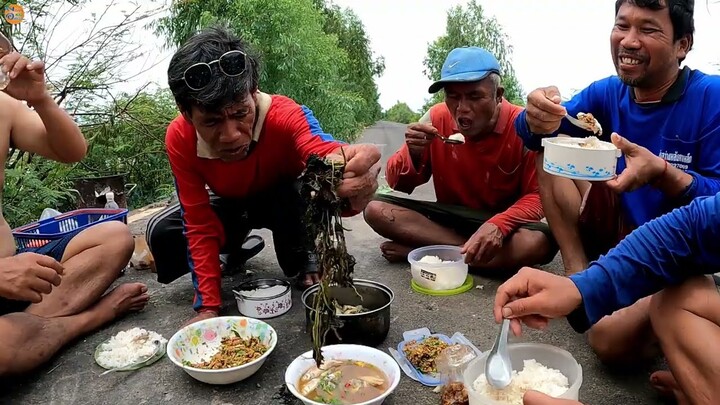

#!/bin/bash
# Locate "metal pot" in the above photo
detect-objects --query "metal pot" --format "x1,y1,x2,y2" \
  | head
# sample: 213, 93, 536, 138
301, 279, 394, 347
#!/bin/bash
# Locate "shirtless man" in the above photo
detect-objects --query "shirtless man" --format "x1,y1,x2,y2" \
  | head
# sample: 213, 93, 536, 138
0, 47, 148, 375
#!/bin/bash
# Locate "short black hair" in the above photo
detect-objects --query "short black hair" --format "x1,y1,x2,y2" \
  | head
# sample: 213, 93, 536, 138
167, 25, 261, 113
615, 0, 695, 61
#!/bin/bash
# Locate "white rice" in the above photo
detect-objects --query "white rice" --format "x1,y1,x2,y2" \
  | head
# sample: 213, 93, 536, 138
419, 255, 454, 264
239, 285, 287, 298
472, 359, 569, 405
96, 328, 166, 368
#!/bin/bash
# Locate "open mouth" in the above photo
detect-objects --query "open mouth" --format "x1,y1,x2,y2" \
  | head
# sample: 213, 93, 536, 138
457, 117, 473, 129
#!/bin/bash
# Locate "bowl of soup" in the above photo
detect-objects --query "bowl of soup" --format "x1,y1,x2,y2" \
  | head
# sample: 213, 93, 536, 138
285, 344, 401, 405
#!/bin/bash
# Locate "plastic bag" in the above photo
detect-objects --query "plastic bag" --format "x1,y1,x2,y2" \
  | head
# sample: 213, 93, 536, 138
130, 236, 155, 272
437, 344, 476, 405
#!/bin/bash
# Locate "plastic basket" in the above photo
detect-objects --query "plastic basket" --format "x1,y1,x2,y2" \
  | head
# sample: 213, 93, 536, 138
12, 208, 129, 250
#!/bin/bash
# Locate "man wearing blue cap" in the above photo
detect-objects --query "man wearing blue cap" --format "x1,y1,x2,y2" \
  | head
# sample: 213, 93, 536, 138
364, 47, 557, 273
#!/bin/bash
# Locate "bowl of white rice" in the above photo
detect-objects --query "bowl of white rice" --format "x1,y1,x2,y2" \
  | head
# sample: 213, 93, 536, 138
408, 245, 468, 291
463, 343, 582, 405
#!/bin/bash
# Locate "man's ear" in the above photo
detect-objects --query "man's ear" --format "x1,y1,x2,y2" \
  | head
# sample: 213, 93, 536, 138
496, 85, 505, 102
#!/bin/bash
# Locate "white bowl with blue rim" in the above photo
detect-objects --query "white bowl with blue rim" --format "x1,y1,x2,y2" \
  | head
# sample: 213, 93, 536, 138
166, 316, 277, 385
541, 136, 621, 181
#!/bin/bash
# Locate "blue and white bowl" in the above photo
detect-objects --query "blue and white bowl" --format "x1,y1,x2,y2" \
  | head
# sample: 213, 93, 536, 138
541, 136, 622, 181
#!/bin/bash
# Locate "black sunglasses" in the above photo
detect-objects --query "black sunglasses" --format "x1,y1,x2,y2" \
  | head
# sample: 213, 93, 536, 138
183, 50, 247, 91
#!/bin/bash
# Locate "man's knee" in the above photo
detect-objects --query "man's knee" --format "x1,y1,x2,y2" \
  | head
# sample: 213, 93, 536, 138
512, 228, 557, 264
587, 322, 625, 364
97, 221, 134, 260
146, 208, 177, 250
650, 276, 720, 330
363, 200, 395, 230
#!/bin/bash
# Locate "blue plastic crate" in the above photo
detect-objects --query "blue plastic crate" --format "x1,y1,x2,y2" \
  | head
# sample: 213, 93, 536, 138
12, 208, 129, 250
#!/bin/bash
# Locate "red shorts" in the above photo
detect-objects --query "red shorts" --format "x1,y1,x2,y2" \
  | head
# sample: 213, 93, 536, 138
578, 182, 635, 262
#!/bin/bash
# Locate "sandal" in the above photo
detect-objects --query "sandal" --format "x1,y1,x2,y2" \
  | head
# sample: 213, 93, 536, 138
220, 235, 265, 275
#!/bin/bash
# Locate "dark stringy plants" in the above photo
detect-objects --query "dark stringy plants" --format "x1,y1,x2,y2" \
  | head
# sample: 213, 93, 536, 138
299, 152, 357, 366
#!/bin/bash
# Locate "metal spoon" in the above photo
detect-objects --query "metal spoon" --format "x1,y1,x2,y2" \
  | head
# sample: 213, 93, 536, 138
436, 133, 465, 145
565, 113, 602, 136
485, 319, 512, 389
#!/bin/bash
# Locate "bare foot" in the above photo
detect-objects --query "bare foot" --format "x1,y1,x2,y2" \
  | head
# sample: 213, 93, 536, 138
650, 370, 689, 405
91, 283, 149, 324
300, 273, 320, 288
182, 311, 218, 329
380, 241, 413, 263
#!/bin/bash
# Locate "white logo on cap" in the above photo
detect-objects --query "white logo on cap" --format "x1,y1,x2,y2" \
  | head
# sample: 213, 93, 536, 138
448, 61, 460, 69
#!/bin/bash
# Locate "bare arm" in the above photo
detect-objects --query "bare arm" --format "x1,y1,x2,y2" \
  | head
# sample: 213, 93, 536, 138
5, 92, 87, 163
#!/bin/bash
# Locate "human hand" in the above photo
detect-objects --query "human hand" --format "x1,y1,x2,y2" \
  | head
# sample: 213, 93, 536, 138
329, 144, 381, 212
525, 86, 567, 134
182, 310, 218, 329
404, 123, 436, 166
524, 390, 584, 405
605, 133, 666, 193
0, 252, 64, 303
461, 222, 503, 265
0, 51, 50, 104
493, 267, 582, 336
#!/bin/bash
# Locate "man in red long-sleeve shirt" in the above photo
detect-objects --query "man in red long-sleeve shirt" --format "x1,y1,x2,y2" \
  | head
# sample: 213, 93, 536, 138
364, 47, 557, 271
146, 26, 380, 327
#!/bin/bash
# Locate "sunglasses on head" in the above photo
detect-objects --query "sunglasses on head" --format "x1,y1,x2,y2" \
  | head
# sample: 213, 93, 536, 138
183, 50, 247, 91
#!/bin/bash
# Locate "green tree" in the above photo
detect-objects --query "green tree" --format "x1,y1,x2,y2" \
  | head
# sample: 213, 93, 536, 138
312, 0, 385, 126
384, 102, 420, 124
155, 0, 382, 142
1, 0, 175, 227
421, 0, 524, 113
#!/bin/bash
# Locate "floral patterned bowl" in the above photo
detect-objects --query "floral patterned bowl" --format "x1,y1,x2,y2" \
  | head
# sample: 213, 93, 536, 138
166, 316, 277, 385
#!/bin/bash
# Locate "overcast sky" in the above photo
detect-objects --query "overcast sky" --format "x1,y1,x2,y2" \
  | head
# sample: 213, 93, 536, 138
52, 0, 720, 112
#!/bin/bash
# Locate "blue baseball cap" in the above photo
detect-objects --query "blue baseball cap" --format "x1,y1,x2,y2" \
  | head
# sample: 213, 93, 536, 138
428, 47, 501, 94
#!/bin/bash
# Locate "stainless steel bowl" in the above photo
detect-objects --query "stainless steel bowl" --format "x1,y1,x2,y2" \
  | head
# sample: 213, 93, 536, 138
301, 279, 394, 347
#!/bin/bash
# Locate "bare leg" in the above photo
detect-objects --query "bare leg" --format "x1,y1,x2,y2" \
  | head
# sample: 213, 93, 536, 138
364, 201, 556, 270
649, 276, 720, 405
587, 296, 658, 365
0, 283, 148, 376
364, 201, 465, 262
470, 228, 556, 271
26, 221, 134, 317
535, 154, 591, 275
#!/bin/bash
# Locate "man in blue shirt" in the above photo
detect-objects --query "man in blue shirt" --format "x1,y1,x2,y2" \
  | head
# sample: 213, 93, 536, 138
515, 0, 720, 365
493, 193, 720, 405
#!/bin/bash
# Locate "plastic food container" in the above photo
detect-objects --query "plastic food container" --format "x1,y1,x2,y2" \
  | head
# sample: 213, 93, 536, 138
462, 343, 583, 405
408, 245, 468, 291
541, 136, 621, 181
